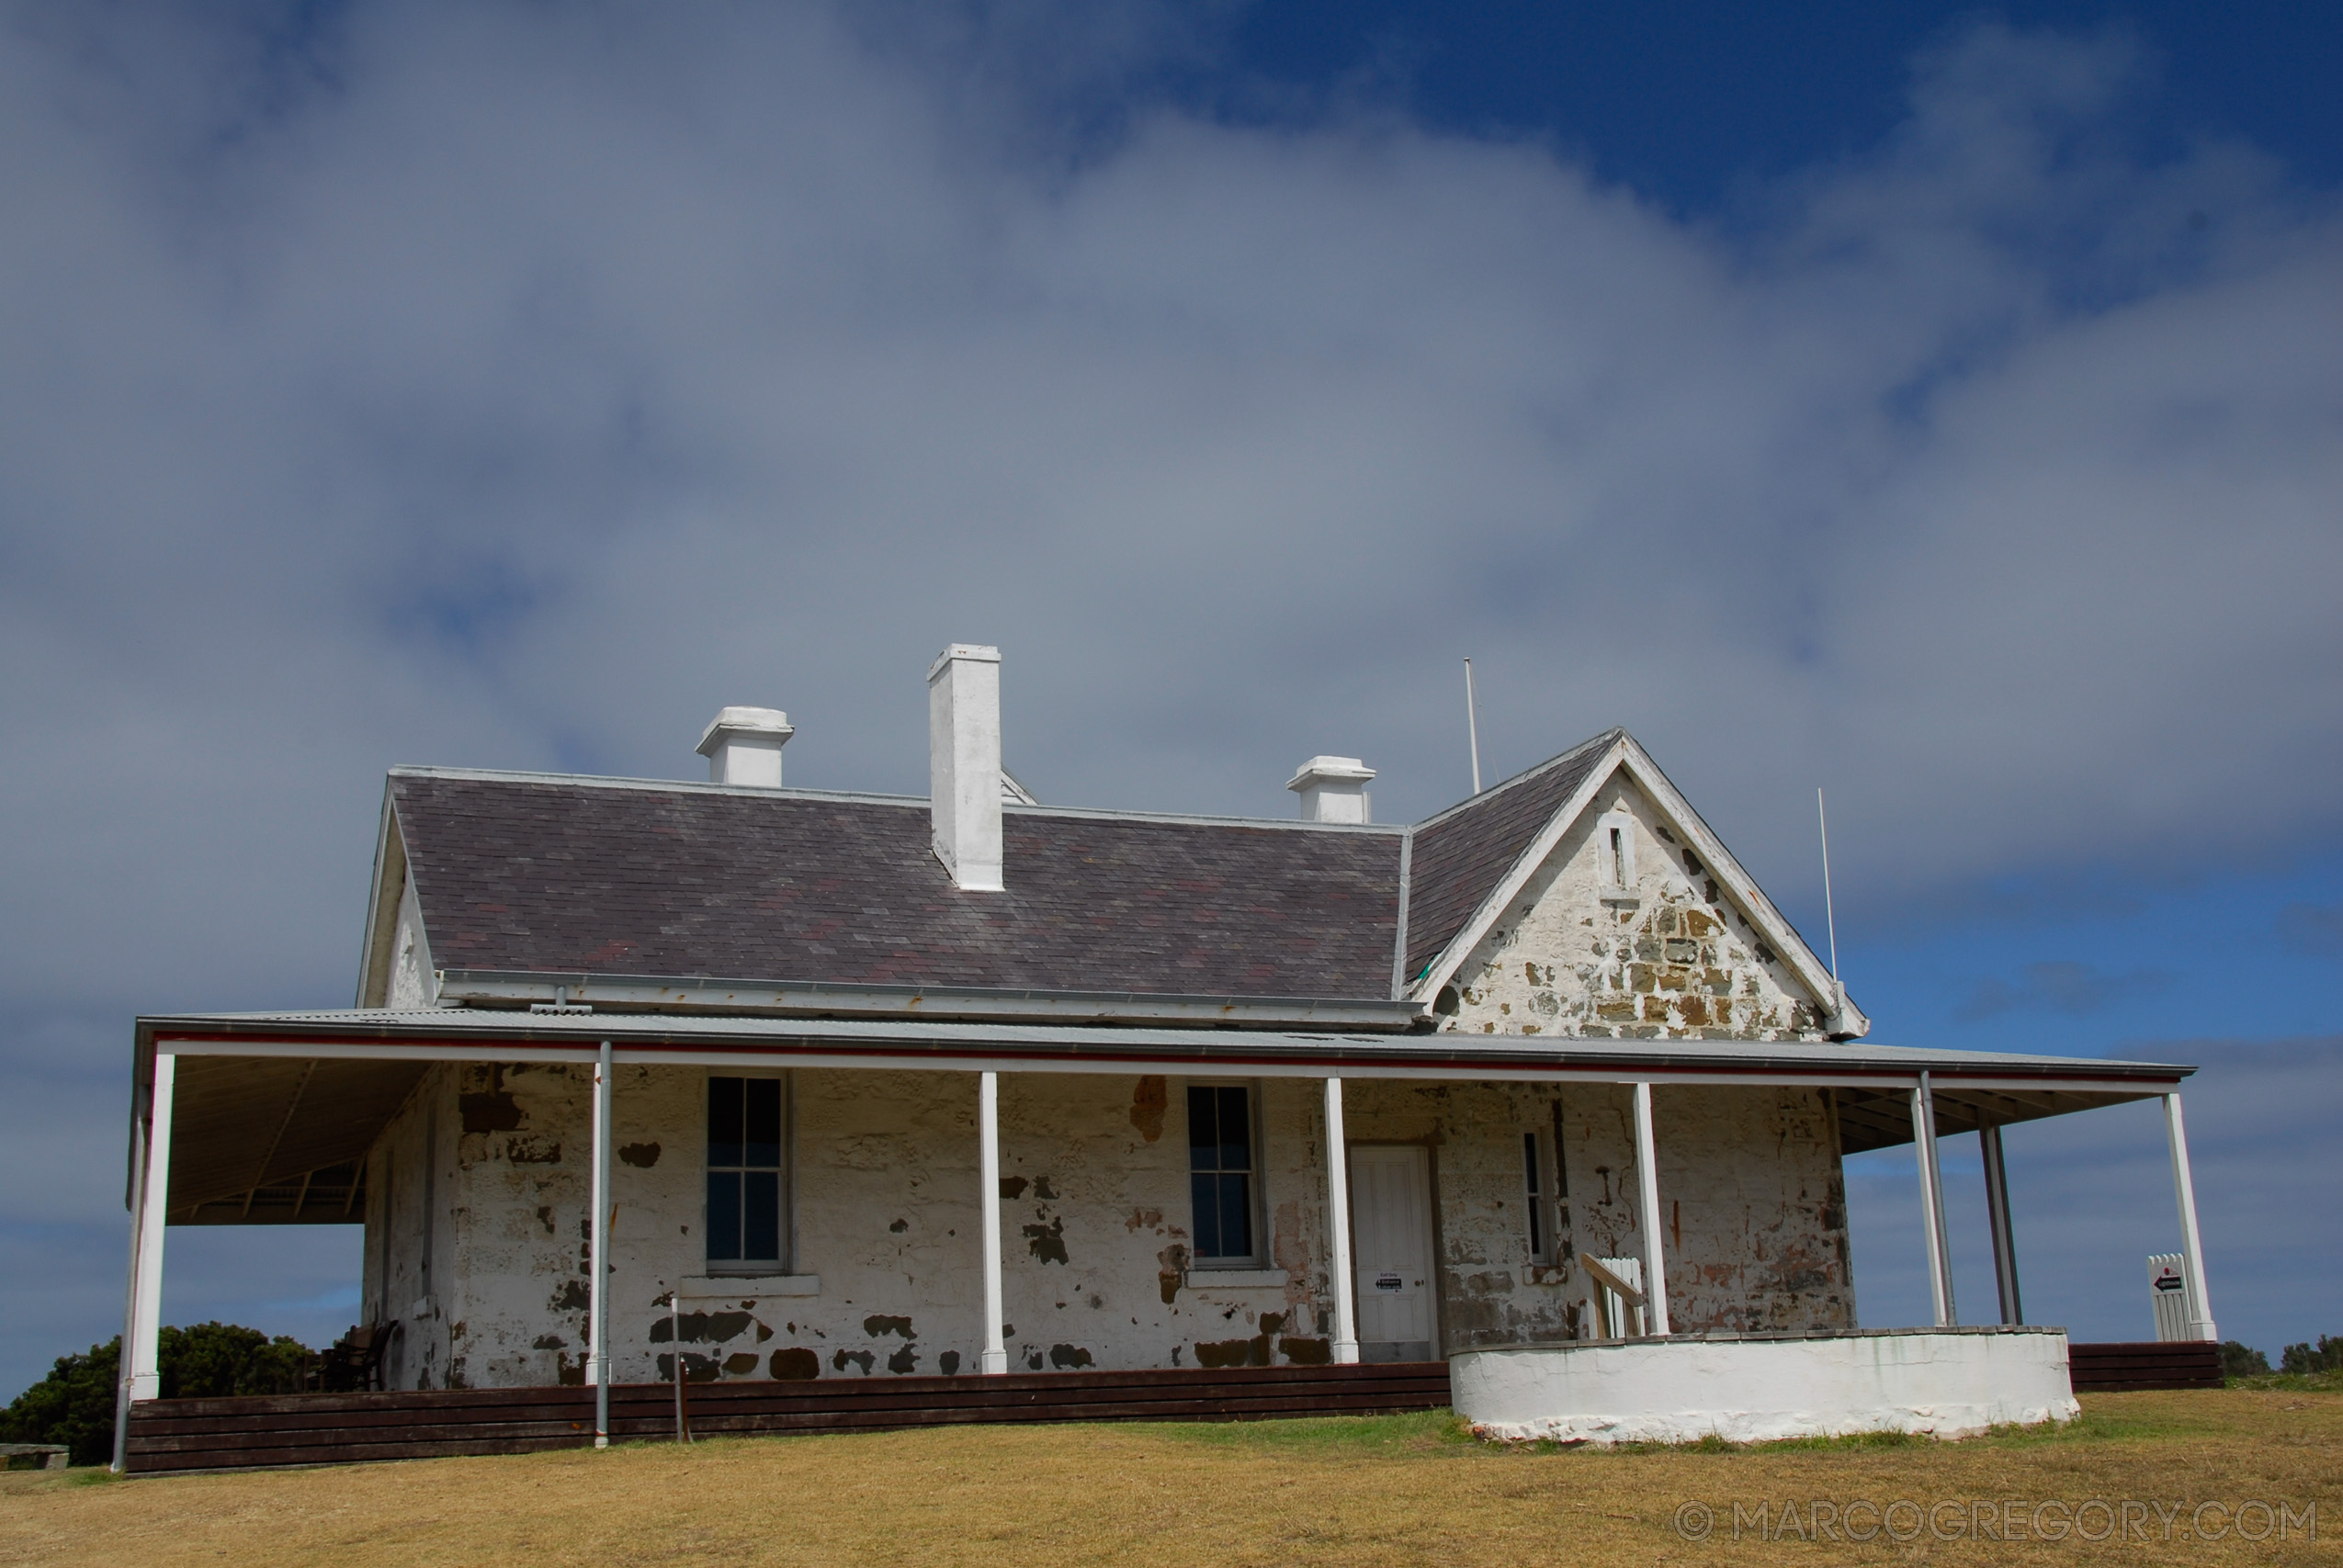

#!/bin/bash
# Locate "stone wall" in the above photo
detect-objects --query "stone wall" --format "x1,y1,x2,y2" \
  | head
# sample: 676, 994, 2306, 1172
1556, 1083, 1854, 1334
358, 1064, 1853, 1388
1443, 775, 1830, 1041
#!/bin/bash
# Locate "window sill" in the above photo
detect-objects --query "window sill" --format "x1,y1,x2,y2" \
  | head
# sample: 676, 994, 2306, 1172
678, 1274, 820, 1299
1186, 1268, 1287, 1289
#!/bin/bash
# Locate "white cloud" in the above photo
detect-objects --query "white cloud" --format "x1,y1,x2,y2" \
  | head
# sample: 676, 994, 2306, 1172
3, 11, 2335, 1004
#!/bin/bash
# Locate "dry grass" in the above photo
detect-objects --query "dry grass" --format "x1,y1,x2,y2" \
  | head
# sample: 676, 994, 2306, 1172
4, 1390, 2337, 1565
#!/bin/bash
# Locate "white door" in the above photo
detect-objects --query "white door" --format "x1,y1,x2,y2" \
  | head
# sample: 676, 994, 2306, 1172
1349, 1145, 1435, 1359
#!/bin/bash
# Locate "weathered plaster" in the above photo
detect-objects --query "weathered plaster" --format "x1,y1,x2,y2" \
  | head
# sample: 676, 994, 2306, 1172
384, 870, 437, 1010
1442, 776, 1830, 1042
361, 1066, 458, 1389
364, 1069, 1351, 1388
1555, 1084, 1854, 1336
360, 1061, 1853, 1386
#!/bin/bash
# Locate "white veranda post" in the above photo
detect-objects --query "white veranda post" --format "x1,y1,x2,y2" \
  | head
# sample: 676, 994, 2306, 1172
1980, 1122, 2023, 1325
1911, 1073, 1955, 1327
1324, 1077, 1359, 1365
590, 1040, 613, 1449
2164, 1093, 2217, 1341
112, 1050, 176, 1472
979, 1072, 1008, 1374
1630, 1082, 1670, 1336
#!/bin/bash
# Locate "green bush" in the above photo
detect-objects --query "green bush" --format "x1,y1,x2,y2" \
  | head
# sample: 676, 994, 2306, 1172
2280, 1335, 2343, 1375
2220, 1340, 2271, 1378
0, 1338, 118, 1467
0, 1323, 321, 1467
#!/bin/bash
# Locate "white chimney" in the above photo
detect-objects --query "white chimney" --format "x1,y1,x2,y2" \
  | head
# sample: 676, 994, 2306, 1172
1287, 756, 1375, 824
929, 644, 1004, 891
696, 706, 794, 786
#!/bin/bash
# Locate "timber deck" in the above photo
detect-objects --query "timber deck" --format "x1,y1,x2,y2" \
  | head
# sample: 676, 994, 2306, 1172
122, 1360, 1454, 1472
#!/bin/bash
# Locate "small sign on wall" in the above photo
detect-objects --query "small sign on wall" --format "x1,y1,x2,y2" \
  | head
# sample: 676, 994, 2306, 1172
2147, 1254, 2194, 1342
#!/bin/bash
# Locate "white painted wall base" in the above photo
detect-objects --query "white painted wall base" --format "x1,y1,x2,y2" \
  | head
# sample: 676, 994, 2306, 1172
1453, 1327, 2077, 1446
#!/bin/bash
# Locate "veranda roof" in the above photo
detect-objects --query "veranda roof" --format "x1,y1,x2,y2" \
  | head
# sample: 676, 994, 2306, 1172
134, 1006, 2192, 1224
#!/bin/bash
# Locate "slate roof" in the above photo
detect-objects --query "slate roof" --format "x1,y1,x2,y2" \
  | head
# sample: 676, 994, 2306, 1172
390, 773, 1410, 1001
1398, 730, 1619, 985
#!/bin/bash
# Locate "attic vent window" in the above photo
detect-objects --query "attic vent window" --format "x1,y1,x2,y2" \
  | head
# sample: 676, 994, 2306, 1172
1596, 809, 1638, 902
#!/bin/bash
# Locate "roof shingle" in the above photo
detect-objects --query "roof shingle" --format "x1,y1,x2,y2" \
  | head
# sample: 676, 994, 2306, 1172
392, 773, 1409, 1000
1399, 730, 1619, 984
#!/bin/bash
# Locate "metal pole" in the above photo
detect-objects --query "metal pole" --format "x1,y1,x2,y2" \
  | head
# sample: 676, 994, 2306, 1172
1464, 660, 1482, 795
1817, 789, 1845, 1021
979, 1071, 1008, 1373
1631, 1082, 1670, 1336
2163, 1093, 2218, 1341
590, 1040, 612, 1448
1980, 1122, 2022, 1325
671, 1291, 689, 1443
110, 1056, 164, 1473
1324, 1077, 1359, 1364
1911, 1074, 1954, 1326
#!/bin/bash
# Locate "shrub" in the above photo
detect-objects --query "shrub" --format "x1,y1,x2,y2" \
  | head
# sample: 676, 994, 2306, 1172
1, 1323, 321, 1467
2220, 1340, 2271, 1378
0, 1339, 119, 1467
2279, 1335, 2343, 1376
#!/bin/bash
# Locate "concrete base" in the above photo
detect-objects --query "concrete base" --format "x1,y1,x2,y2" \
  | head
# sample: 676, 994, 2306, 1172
1452, 1326, 2077, 1446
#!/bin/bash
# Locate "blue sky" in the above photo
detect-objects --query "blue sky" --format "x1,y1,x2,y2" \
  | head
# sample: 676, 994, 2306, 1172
0, 0, 2337, 1396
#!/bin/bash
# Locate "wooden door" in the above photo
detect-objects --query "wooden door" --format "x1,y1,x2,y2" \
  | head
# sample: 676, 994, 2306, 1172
1349, 1145, 1435, 1360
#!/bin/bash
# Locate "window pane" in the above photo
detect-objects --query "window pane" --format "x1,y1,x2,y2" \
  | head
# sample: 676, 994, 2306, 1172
1186, 1086, 1217, 1159
1215, 1087, 1251, 1174
1216, 1173, 1252, 1259
707, 1171, 742, 1261
743, 1078, 782, 1168
742, 1170, 781, 1261
1190, 1171, 1221, 1258
707, 1077, 745, 1168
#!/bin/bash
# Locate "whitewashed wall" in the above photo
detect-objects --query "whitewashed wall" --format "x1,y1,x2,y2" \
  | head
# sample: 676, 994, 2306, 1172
358, 1064, 1853, 1388
1454, 1328, 2077, 1444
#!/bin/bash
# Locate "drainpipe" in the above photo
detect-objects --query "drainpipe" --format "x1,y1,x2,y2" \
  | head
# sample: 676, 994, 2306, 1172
590, 1040, 612, 1447
1324, 1078, 1359, 1364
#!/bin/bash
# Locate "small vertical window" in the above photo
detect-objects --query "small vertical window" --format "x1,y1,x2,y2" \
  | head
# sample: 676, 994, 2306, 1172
1598, 808, 1637, 894
1188, 1085, 1256, 1263
707, 1076, 787, 1270
1523, 1132, 1545, 1261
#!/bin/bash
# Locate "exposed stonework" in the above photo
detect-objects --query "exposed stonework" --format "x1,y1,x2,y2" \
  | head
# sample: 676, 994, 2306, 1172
1554, 1083, 1854, 1334
367, 1068, 1349, 1389
360, 1060, 1854, 1387
1442, 775, 1831, 1041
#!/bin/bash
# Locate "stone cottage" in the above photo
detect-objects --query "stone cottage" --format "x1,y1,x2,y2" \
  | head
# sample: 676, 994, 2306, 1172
122, 644, 2204, 1429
